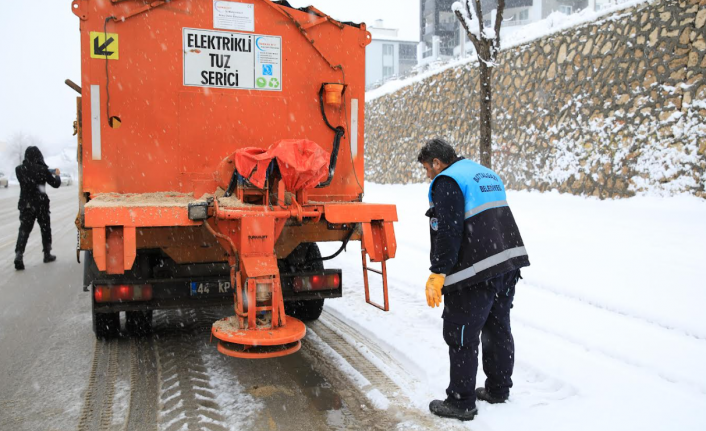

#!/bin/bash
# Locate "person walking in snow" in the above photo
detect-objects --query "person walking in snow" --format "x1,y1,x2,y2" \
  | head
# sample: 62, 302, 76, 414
419, 138, 530, 421
14, 146, 61, 270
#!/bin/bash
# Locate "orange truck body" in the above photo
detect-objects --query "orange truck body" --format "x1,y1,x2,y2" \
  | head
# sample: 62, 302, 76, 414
71, 0, 397, 339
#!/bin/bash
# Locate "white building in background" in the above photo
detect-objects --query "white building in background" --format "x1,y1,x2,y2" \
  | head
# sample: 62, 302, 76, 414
418, 0, 457, 67
365, 20, 418, 90
420, 0, 624, 62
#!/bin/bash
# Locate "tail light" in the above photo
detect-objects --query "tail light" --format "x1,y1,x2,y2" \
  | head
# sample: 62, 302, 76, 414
292, 273, 341, 293
94, 284, 153, 303
311, 275, 325, 290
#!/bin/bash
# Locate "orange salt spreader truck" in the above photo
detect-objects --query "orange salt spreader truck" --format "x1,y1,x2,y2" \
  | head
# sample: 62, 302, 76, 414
69, 0, 397, 358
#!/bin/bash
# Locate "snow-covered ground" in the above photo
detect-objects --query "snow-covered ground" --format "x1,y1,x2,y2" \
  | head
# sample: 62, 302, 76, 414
318, 183, 706, 430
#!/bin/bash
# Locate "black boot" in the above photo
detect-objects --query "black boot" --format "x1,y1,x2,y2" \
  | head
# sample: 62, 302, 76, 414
43, 252, 56, 263
14, 252, 24, 270
476, 387, 509, 404
429, 400, 477, 421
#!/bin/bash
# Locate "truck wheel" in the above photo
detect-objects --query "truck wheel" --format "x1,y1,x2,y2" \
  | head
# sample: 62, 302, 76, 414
126, 310, 153, 336
287, 299, 325, 321
283, 243, 326, 321
93, 309, 120, 339
88, 252, 119, 339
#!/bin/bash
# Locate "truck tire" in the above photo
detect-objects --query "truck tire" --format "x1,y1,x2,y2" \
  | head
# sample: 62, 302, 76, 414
282, 243, 325, 321
126, 310, 153, 336
88, 251, 120, 339
287, 299, 325, 322
93, 305, 120, 339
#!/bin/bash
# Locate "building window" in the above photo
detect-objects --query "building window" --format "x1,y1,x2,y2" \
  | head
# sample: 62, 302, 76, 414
519, 9, 529, 20
438, 11, 455, 32
383, 44, 394, 56
399, 44, 416, 61
559, 5, 573, 14
383, 66, 394, 78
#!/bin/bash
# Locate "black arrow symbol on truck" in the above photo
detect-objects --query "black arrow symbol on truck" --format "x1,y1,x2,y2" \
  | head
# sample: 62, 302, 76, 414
94, 36, 115, 56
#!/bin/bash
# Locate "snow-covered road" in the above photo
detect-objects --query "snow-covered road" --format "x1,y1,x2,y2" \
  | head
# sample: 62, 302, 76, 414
0, 185, 431, 430
1, 182, 704, 430
318, 183, 706, 431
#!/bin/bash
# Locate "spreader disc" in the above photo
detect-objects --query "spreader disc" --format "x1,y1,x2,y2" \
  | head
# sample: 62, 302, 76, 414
212, 315, 306, 347
217, 340, 301, 359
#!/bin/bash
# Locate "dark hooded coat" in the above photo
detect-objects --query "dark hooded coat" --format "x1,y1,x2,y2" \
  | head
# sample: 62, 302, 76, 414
16, 146, 61, 210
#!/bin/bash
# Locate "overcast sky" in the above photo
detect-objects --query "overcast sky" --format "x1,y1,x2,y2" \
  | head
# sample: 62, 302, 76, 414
0, 1, 418, 157
288, 0, 420, 40
0, 1, 82, 155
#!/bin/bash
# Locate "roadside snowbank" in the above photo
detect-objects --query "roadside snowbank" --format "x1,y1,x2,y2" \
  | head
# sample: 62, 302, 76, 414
320, 183, 706, 430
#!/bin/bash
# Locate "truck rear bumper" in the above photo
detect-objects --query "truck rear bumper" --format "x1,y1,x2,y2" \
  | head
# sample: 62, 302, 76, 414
92, 272, 343, 313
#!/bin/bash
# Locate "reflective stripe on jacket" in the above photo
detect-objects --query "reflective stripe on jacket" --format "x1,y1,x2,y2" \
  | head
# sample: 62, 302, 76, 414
428, 159, 530, 292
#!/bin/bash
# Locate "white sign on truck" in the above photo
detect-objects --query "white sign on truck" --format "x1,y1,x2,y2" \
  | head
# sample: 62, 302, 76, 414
183, 28, 282, 91
213, 1, 255, 32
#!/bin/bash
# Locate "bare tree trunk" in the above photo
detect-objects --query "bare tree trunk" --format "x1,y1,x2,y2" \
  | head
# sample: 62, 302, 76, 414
454, 0, 505, 170
478, 45, 493, 169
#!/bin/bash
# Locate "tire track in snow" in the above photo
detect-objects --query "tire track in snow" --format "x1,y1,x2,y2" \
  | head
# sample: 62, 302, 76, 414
326, 239, 706, 396
521, 279, 706, 341
154, 309, 230, 431
514, 316, 706, 395
123, 338, 159, 431
513, 280, 706, 394
109, 339, 132, 431
305, 312, 454, 431
372, 223, 706, 341
77, 339, 119, 431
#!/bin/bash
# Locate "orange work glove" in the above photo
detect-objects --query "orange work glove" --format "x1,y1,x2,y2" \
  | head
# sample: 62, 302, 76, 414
425, 273, 445, 308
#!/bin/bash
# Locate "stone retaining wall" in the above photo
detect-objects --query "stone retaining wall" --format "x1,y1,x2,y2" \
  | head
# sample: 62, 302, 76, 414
364, 0, 706, 198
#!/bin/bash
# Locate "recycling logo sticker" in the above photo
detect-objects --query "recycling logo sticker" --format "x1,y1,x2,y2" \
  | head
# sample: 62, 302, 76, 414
256, 77, 267, 88
268, 78, 280, 89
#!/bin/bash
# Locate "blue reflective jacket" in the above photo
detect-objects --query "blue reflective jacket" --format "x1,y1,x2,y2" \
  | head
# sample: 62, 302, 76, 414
428, 159, 530, 292
429, 159, 508, 217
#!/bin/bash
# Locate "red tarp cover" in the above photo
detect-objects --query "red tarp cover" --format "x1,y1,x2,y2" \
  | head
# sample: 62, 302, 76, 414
234, 139, 330, 191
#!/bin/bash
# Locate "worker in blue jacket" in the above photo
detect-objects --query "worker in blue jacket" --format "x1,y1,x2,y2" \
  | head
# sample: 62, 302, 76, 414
419, 139, 530, 421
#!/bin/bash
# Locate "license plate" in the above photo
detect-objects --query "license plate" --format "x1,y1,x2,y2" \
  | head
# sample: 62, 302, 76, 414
190, 281, 233, 296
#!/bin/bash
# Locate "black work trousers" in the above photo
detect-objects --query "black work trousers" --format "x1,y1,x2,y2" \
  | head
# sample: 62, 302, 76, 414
15, 204, 52, 255
442, 269, 520, 410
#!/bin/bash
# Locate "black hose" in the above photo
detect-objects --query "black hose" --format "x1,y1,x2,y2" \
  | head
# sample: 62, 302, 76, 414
316, 84, 345, 188
310, 228, 356, 262
223, 168, 239, 198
